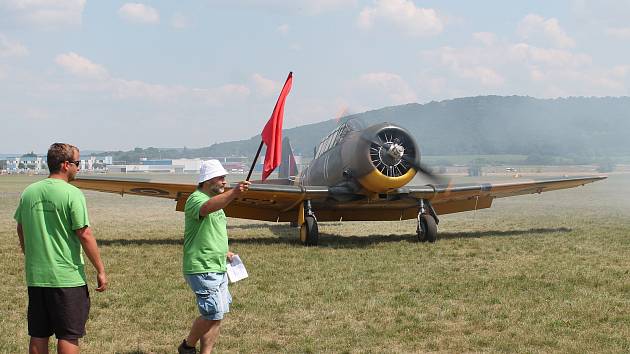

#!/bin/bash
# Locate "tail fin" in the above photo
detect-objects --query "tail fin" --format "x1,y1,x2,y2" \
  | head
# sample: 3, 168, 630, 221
278, 137, 298, 179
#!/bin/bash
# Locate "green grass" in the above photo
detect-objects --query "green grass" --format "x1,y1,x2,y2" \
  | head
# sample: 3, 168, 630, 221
1, 173, 629, 353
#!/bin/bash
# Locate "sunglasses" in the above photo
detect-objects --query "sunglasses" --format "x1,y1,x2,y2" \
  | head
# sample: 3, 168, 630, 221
67, 160, 81, 167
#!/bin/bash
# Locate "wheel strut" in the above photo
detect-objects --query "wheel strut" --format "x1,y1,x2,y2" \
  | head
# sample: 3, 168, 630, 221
299, 200, 319, 246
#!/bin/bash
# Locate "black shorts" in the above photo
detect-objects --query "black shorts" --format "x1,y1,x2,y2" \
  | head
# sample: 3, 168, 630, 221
27, 286, 90, 340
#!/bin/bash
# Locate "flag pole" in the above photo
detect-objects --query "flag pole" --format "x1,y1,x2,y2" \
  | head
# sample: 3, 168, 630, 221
246, 141, 264, 181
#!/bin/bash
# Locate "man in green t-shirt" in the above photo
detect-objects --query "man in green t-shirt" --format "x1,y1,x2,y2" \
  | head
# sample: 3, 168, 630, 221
178, 160, 250, 354
14, 143, 108, 354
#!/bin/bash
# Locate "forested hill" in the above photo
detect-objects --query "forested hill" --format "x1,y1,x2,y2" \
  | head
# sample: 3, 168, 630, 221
106, 96, 630, 162
336, 96, 630, 156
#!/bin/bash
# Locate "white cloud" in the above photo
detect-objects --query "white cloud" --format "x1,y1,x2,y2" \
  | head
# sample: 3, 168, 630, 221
517, 14, 575, 48
610, 65, 630, 78
421, 31, 627, 98
171, 13, 189, 29
508, 43, 591, 67
459, 66, 504, 87
251, 73, 279, 97
605, 27, 630, 39
105, 76, 250, 105
0, 34, 28, 57
357, 72, 417, 104
2, 0, 86, 27
424, 46, 506, 88
230, 0, 357, 15
277, 24, 289, 35
53, 52, 252, 104
118, 3, 160, 24
472, 32, 497, 47
416, 73, 448, 96
357, 0, 443, 37
529, 67, 545, 82
55, 52, 108, 78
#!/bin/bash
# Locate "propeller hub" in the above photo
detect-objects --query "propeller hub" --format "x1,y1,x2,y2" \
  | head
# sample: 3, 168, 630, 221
387, 143, 405, 160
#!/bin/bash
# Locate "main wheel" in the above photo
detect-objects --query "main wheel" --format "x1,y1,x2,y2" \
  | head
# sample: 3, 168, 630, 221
417, 214, 438, 243
299, 215, 319, 246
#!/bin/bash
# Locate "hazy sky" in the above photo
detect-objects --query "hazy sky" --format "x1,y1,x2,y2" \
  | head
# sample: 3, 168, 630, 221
2, 0, 630, 153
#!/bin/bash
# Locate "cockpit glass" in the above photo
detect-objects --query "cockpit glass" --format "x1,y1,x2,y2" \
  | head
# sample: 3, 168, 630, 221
314, 117, 367, 158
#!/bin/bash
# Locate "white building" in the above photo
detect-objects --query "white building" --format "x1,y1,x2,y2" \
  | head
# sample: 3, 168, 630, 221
108, 158, 212, 174
172, 159, 204, 173
5, 155, 45, 173
3, 154, 112, 173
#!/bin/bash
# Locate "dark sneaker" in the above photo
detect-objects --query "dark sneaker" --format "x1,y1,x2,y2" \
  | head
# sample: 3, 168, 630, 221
178, 339, 196, 354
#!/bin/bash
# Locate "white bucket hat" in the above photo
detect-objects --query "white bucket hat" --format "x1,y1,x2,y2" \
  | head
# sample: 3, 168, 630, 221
198, 159, 229, 184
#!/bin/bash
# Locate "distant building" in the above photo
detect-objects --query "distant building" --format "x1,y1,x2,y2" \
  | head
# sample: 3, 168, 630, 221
172, 159, 204, 173
5, 154, 45, 173
108, 158, 249, 174
3, 154, 112, 174
82, 156, 112, 172
109, 158, 203, 173
107, 163, 182, 173
74, 155, 306, 176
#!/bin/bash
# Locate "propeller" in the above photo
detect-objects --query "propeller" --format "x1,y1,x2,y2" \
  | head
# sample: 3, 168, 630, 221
363, 133, 449, 185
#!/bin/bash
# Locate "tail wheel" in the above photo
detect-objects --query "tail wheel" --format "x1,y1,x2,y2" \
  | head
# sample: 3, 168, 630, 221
299, 215, 319, 246
417, 214, 437, 243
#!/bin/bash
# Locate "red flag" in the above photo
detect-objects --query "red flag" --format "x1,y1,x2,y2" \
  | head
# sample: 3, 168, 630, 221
261, 72, 293, 180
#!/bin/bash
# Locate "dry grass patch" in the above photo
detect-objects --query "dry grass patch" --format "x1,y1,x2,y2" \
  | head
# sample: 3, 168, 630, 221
0, 174, 628, 353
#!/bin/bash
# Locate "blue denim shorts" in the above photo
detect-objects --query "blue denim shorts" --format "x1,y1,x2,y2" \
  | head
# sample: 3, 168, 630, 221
185, 272, 232, 321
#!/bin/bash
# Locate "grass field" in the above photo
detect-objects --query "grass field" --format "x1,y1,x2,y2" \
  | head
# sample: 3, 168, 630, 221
1, 173, 629, 353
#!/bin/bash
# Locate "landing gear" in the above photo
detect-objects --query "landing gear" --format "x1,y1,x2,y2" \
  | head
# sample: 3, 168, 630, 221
416, 200, 439, 243
417, 214, 437, 242
300, 215, 319, 246
299, 200, 319, 246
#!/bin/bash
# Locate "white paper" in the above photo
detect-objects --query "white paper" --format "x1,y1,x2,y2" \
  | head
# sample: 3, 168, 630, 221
226, 255, 248, 283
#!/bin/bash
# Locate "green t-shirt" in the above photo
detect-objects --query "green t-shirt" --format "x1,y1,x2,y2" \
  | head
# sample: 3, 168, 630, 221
13, 178, 90, 287
183, 190, 229, 274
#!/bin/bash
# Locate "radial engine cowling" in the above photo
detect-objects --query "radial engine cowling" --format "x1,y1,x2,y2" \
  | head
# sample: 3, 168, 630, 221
353, 123, 419, 192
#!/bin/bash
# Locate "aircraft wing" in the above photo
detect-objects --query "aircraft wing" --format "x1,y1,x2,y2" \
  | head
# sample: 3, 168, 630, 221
403, 175, 606, 215
71, 177, 329, 222
72, 176, 196, 200
72, 175, 605, 223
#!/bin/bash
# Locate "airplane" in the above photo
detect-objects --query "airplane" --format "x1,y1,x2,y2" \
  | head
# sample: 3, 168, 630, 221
71, 118, 606, 246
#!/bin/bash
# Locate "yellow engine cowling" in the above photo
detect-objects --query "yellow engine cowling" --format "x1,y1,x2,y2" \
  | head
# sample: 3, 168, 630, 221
358, 167, 416, 193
